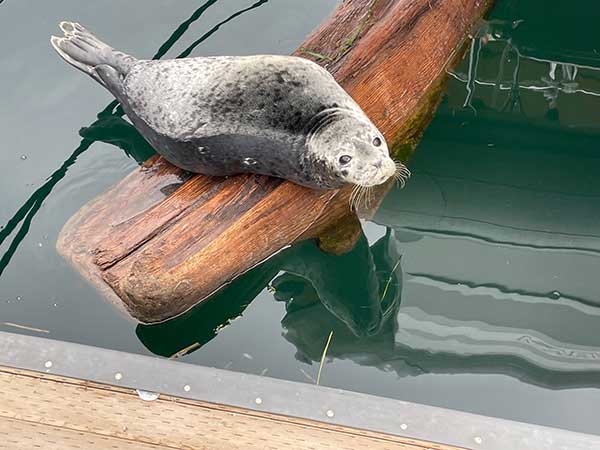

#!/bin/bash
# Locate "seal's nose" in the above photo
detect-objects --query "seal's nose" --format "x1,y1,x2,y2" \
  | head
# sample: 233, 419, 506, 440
373, 161, 382, 169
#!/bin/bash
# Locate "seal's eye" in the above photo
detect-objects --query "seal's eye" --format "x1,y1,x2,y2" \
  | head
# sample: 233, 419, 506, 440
339, 155, 352, 165
373, 137, 382, 147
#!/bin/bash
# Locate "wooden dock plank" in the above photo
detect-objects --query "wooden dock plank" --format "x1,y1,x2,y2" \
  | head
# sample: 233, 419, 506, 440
0, 366, 462, 450
0, 417, 177, 450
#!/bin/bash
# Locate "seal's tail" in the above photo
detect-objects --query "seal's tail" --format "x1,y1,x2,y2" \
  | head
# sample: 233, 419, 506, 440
51, 21, 137, 84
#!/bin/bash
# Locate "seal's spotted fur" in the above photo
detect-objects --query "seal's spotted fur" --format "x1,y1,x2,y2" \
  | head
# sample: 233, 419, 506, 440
51, 21, 404, 190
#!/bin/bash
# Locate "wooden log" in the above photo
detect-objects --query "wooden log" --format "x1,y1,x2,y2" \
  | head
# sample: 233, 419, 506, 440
58, 0, 493, 323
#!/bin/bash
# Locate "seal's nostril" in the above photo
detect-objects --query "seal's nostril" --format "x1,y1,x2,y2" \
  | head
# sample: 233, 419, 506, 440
373, 161, 382, 169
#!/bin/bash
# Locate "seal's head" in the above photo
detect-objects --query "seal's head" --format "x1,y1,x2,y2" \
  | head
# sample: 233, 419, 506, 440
308, 109, 400, 189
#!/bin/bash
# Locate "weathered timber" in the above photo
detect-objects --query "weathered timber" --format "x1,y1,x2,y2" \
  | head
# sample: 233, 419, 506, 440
58, 0, 493, 322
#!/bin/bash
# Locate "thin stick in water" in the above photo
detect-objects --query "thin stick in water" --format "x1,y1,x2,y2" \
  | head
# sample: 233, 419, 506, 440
316, 330, 334, 385
2, 322, 50, 334
381, 257, 402, 301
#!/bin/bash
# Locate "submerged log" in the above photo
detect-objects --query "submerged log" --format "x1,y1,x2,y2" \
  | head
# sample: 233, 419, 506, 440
58, 0, 493, 323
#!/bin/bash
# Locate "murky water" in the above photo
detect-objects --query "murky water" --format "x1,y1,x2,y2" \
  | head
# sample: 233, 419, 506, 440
1, 0, 599, 435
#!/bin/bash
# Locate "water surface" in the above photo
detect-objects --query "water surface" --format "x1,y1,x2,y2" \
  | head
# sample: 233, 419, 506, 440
1, 0, 599, 435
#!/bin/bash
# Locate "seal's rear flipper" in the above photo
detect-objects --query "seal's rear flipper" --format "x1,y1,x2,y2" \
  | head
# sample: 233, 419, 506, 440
93, 65, 127, 101
50, 21, 137, 87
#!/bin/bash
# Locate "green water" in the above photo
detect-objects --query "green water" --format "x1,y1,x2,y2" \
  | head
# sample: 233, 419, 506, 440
1, 0, 600, 435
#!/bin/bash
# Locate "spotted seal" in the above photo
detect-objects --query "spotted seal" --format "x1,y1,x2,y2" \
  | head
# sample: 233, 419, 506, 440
51, 21, 409, 192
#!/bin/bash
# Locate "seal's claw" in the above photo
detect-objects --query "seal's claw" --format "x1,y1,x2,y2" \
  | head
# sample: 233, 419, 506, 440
59, 21, 77, 36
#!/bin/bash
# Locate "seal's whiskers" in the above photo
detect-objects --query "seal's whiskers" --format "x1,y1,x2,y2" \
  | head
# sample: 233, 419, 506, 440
349, 185, 361, 211
350, 184, 382, 211
356, 186, 365, 211
360, 186, 368, 210
350, 184, 365, 212
351, 185, 362, 212
393, 161, 411, 188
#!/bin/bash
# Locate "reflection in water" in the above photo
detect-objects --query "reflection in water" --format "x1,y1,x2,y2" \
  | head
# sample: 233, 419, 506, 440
78, 116, 156, 164
178, 0, 270, 59
138, 11, 600, 391
366, 17, 600, 387
453, 19, 600, 115
0, 139, 94, 276
137, 257, 281, 358
139, 212, 600, 390
153, 0, 219, 60
137, 231, 402, 357
0, 0, 270, 276
276, 234, 389, 338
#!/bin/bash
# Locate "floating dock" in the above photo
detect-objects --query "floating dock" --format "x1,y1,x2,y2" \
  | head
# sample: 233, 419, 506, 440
0, 369, 454, 450
1, 331, 599, 450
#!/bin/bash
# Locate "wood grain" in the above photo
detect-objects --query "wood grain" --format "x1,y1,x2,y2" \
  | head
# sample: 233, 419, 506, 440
57, 0, 494, 322
0, 366, 464, 450
0, 417, 176, 450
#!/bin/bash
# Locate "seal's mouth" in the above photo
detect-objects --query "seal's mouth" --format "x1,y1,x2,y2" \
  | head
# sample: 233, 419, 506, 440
348, 161, 411, 211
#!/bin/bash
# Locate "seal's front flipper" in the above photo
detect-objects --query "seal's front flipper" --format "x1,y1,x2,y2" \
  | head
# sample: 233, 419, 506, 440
50, 21, 137, 88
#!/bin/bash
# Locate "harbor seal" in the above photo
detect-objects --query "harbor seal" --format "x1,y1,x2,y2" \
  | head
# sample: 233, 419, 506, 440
51, 21, 409, 192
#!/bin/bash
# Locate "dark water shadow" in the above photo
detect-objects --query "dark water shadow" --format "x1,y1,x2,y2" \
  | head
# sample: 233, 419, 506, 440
136, 230, 400, 358
136, 257, 281, 358
0, 0, 271, 276
178, 0, 269, 59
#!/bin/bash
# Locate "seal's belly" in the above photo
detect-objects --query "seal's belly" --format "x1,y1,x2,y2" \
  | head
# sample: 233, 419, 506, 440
156, 132, 302, 178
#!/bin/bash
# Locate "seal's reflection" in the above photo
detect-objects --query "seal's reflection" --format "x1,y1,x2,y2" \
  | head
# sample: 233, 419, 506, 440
136, 228, 402, 358
275, 230, 401, 365
79, 114, 156, 165
275, 229, 400, 336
